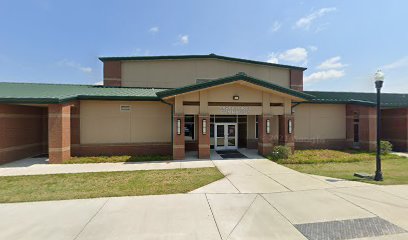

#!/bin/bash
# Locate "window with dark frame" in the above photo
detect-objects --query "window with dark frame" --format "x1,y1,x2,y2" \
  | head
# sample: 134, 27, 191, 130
185, 115, 195, 141
353, 112, 360, 143
255, 116, 259, 139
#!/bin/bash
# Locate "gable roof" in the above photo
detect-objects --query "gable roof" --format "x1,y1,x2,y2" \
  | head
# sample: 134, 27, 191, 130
99, 53, 307, 71
156, 72, 314, 100
0, 82, 167, 104
305, 91, 408, 108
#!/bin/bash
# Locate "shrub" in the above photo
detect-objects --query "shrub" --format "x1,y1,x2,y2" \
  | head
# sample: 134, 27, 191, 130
268, 145, 292, 161
380, 141, 393, 155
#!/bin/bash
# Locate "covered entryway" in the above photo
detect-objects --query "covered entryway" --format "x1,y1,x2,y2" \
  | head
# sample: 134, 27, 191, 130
0, 104, 48, 164
0, 101, 79, 165
157, 72, 313, 160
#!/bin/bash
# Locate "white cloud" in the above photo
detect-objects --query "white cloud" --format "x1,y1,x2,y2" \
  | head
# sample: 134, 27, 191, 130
94, 81, 103, 85
304, 69, 345, 83
149, 26, 159, 33
309, 46, 318, 52
305, 55, 347, 84
79, 67, 92, 73
267, 47, 308, 65
270, 21, 282, 32
382, 56, 408, 70
178, 34, 189, 45
267, 53, 279, 64
295, 7, 336, 30
317, 56, 347, 69
278, 47, 308, 63
58, 59, 92, 74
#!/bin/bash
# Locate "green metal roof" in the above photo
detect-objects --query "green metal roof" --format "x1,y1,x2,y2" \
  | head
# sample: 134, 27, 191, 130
1, 82, 408, 109
99, 53, 307, 71
305, 91, 408, 108
156, 72, 314, 100
0, 82, 167, 104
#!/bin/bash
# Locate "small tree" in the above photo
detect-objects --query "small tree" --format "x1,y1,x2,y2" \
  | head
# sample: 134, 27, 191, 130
380, 141, 393, 155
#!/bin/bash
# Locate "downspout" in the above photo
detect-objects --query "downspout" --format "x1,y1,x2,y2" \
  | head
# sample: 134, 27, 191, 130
291, 102, 302, 114
160, 99, 174, 157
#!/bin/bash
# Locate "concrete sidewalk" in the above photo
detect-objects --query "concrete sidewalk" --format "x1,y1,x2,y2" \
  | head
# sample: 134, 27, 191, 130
0, 152, 214, 176
0, 150, 407, 239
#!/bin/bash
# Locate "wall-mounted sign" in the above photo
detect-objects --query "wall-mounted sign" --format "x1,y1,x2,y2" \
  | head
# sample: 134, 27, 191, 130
219, 106, 250, 115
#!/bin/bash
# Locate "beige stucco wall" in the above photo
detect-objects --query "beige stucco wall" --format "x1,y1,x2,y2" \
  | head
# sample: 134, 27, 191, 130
121, 59, 290, 88
294, 104, 346, 140
80, 101, 171, 144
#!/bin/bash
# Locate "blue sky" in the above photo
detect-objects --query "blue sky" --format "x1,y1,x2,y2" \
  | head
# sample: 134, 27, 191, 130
0, 0, 407, 92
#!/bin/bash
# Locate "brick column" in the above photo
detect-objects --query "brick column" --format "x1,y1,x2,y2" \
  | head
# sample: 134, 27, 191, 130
258, 115, 273, 156
290, 69, 303, 91
103, 61, 122, 87
48, 104, 71, 163
173, 114, 185, 160
346, 105, 376, 151
279, 114, 295, 152
198, 115, 210, 159
70, 101, 80, 156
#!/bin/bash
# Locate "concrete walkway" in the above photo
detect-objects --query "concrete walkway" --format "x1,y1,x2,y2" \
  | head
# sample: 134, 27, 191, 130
1, 149, 408, 240
0, 151, 214, 176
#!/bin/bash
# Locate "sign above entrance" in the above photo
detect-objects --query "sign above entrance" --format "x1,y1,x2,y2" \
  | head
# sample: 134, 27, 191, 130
205, 106, 263, 115
220, 106, 250, 115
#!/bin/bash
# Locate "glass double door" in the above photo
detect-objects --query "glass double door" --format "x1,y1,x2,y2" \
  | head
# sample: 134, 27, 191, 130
215, 123, 237, 150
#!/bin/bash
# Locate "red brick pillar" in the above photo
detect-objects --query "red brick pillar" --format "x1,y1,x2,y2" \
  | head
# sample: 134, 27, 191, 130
290, 69, 303, 91
346, 105, 377, 151
198, 115, 210, 159
103, 61, 122, 87
279, 114, 295, 152
48, 104, 71, 163
71, 101, 80, 156
258, 115, 273, 156
173, 114, 185, 160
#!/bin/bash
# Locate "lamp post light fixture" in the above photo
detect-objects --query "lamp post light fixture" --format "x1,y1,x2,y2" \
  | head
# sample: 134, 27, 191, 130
374, 69, 384, 181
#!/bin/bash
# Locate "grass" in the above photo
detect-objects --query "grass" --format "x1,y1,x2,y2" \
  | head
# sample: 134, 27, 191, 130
271, 150, 408, 185
272, 149, 406, 164
0, 167, 224, 203
65, 155, 172, 164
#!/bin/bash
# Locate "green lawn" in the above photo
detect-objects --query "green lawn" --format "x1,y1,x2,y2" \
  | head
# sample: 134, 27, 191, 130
65, 155, 172, 164
0, 167, 223, 203
270, 150, 408, 185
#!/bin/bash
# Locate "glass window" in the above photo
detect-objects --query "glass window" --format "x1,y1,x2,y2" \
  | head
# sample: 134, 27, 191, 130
255, 116, 259, 139
185, 115, 195, 141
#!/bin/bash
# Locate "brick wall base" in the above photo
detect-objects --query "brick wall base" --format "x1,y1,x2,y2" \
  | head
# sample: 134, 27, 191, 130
295, 139, 347, 150
185, 141, 198, 151
72, 143, 172, 157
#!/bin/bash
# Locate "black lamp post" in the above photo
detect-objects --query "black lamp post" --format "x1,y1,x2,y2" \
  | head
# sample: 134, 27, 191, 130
374, 69, 384, 181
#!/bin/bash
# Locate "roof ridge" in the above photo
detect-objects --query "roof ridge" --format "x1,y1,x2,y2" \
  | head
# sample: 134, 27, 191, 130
98, 53, 307, 71
0, 82, 171, 90
0, 81, 94, 87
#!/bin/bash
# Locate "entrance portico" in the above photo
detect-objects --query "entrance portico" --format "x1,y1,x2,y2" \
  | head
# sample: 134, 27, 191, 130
158, 73, 313, 159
